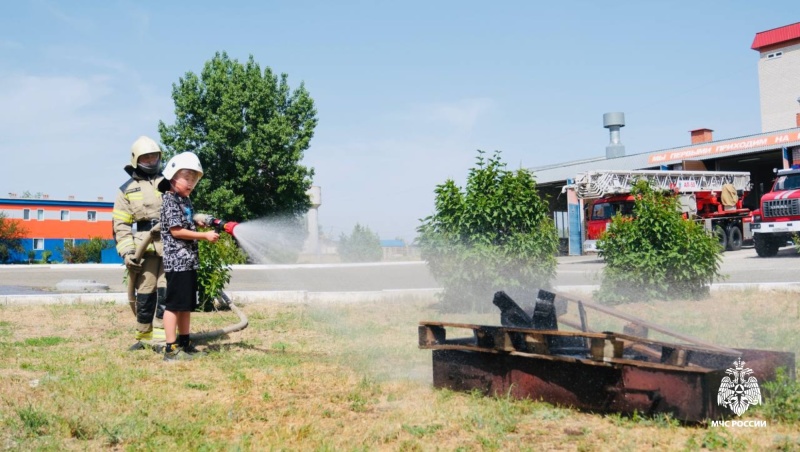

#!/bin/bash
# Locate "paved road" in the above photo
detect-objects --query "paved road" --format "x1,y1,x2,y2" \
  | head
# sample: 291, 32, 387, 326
0, 246, 798, 296
555, 245, 800, 288
0, 262, 442, 295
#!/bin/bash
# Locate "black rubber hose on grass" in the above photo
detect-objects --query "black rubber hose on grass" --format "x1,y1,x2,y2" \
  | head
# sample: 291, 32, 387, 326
130, 230, 249, 344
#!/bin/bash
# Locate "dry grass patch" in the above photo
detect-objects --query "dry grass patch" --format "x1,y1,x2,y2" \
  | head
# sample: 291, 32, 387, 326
0, 291, 798, 451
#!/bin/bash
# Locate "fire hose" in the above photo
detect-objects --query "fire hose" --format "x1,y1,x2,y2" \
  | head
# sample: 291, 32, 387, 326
127, 218, 247, 344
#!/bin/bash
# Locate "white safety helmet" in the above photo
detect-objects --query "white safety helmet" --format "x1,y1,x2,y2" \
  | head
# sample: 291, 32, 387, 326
163, 152, 204, 181
130, 136, 163, 172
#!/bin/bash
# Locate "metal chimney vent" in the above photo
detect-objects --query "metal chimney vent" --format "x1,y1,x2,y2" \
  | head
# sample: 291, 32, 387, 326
603, 112, 625, 158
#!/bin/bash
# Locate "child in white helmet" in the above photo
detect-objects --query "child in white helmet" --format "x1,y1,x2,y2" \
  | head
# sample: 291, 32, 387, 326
158, 152, 219, 361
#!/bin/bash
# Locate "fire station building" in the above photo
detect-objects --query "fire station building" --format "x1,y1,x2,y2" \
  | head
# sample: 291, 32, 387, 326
533, 22, 800, 255
0, 195, 115, 263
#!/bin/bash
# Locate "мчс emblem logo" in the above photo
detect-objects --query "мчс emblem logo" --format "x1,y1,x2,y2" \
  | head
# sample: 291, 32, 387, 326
717, 358, 762, 416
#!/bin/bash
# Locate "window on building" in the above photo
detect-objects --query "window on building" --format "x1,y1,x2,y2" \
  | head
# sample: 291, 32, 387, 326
33, 238, 44, 250
87, 210, 97, 222
37, 209, 44, 221
23, 209, 30, 220
64, 238, 74, 247
767, 51, 783, 59
61, 210, 70, 221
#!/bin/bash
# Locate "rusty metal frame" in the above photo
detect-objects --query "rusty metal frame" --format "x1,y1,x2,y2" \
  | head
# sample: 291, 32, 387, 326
419, 290, 795, 422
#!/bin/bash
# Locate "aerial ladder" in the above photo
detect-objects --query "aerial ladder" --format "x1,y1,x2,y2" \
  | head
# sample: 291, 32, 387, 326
562, 170, 752, 255
565, 170, 751, 200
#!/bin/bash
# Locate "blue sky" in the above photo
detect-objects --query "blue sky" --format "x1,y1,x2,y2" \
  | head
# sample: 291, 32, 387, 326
1, 2, 797, 242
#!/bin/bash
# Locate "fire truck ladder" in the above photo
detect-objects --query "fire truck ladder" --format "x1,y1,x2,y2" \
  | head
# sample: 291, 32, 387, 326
566, 170, 751, 200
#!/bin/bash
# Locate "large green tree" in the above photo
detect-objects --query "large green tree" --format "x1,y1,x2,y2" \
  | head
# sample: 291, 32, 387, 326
158, 51, 317, 222
0, 212, 26, 263
417, 150, 559, 312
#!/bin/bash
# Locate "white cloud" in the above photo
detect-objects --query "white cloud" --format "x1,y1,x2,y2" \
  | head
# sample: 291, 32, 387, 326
0, 73, 114, 134
39, 0, 94, 33
0, 70, 171, 200
119, 0, 152, 41
408, 97, 495, 131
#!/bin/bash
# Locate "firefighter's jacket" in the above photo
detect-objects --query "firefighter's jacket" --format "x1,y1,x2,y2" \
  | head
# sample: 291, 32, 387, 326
113, 165, 165, 257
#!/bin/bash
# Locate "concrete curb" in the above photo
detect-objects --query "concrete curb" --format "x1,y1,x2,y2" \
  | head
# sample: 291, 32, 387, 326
0, 288, 444, 306
556, 282, 800, 295
2, 283, 799, 306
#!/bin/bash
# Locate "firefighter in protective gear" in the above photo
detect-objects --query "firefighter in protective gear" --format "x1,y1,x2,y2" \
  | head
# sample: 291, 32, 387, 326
113, 136, 167, 349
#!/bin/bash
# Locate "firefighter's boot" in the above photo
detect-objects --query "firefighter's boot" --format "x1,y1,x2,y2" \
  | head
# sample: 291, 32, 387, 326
152, 288, 167, 341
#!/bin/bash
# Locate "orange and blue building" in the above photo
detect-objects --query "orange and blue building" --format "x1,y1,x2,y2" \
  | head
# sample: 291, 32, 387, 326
0, 196, 121, 263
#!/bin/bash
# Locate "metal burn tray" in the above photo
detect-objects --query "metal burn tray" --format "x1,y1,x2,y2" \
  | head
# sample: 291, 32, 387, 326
419, 290, 795, 422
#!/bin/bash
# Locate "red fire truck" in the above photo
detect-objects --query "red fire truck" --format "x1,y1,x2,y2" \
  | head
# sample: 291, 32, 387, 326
750, 167, 800, 257
565, 170, 752, 252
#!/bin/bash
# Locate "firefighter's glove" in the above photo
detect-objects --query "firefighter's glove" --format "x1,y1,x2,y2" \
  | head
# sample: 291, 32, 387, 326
124, 253, 142, 272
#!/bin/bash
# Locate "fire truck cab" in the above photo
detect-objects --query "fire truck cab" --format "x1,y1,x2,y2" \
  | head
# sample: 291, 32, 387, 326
586, 195, 634, 244
750, 167, 800, 256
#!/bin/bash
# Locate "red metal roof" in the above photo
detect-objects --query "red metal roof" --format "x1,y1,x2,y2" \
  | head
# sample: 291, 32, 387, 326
751, 22, 800, 51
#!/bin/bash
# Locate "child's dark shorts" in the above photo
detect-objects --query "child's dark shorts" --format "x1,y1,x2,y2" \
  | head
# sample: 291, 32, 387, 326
165, 270, 198, 312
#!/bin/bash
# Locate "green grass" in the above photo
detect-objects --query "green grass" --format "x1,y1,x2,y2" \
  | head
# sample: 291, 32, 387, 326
0, 320, 13, 339
0, 291, 798, 450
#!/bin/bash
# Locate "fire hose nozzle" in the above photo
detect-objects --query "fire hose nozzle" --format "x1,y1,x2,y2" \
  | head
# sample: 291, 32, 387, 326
221, 221, 239, 235
193, 214, 238, 236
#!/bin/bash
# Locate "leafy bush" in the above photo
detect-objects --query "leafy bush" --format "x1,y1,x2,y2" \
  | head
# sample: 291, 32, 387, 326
197, 233, 247, 309
595, 180, 722, 303
60, 237, 111, 263
417, 150, 559, 312
755, 367, 800, 423
338, 224, 382, 262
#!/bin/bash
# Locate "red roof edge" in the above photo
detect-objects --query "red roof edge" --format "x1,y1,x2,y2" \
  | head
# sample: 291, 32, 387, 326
752, 22, 800, 51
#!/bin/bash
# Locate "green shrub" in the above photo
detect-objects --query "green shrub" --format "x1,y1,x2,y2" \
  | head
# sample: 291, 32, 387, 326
60, 237, 111, 263
755, 367, 800, 423
417, 150, 559, 312
338, 224, 382, 262
197, 233, 246, 309
595, 180, 722, 303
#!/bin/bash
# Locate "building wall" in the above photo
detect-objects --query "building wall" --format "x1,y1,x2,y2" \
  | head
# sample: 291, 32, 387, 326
0, 198, 114, 263
758, 41, 800, 132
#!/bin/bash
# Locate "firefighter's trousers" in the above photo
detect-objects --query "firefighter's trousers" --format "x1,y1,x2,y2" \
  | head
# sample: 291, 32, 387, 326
133, 253, 166, 334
